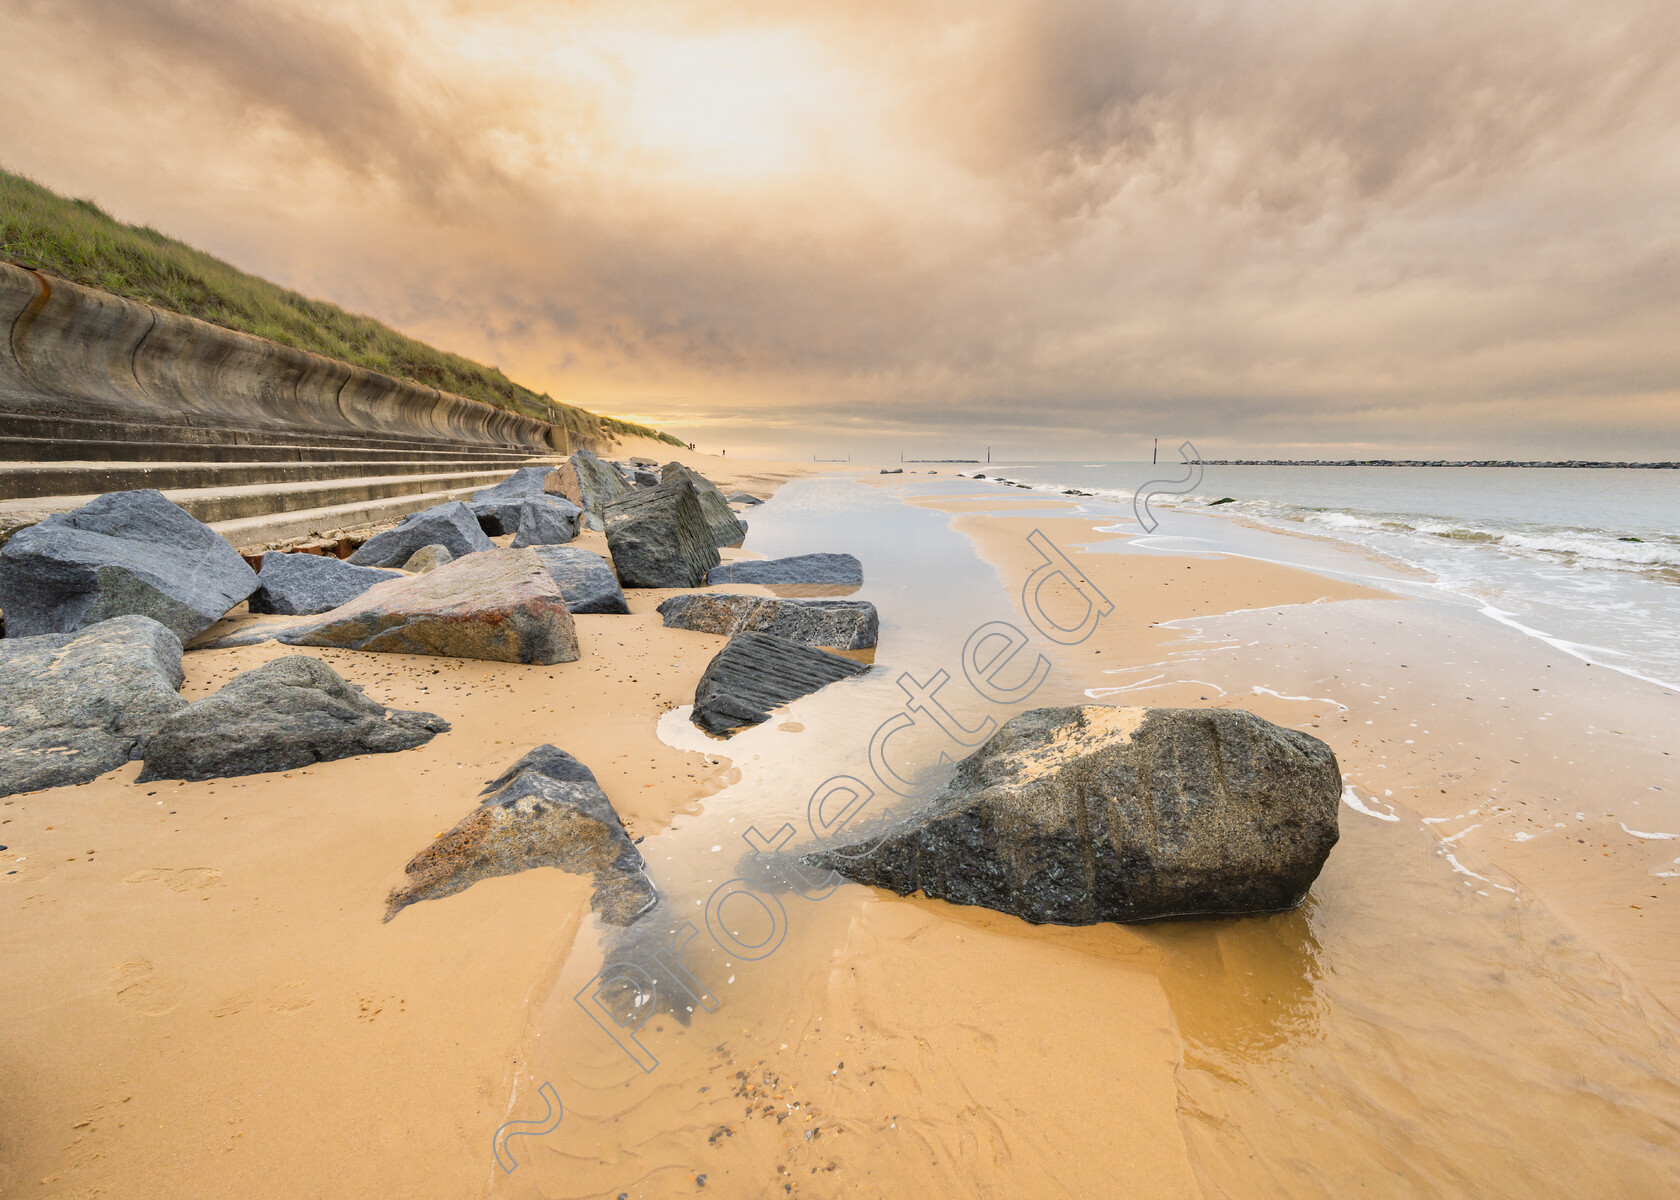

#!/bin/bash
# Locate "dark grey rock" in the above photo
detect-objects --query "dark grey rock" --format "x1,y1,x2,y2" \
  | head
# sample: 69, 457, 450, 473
135, 655, 448, 783
385, 745, 656, 925
691, 631, 870, 736
728, 492, 764, 505
604, 477, 720, 588
401, 544, 453, 573
471, 496, 582, 540
0, 616, 187, 797
657, 593, 877, 649
470, 468, 582, 540
473, 466, 554, 505
545, 447, 633, 519
348, 502, 492, 568
0, 489, 258, 643
249, 553, 401, 616
633, 468, 660, 486
705, 553, 863, 587
479, 744, 599, 792
509, 500, 583, 548
807, 705, 1342, 925
660, 463, 747, 548
531, 546, 630, 614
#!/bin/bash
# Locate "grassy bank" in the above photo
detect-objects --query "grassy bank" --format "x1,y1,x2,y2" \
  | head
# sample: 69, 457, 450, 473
0, 168, 682, 448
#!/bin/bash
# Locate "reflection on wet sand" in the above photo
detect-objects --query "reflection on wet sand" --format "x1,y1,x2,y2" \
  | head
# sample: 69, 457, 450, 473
1166, 816, 1680, 1197
493, 477, 1680, 1199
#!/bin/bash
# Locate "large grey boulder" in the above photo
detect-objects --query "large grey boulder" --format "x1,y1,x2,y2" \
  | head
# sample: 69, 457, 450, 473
660, 462, 747, 548
509, 500, 582, 548
249, 553, 401, 616
207, 548, 580, 664
472, 465, 553, 506
135, 655, 448, 783
604, 477, 719, 588
808, 706, 1342, 925
0, 616, 187, 797
706, 553, 862, 587
469, 467, 582, 541
531, 546, 630, 614
657, 593, 877, 649
691, 631, 870, 736
545, 447, 633, 520
347, 502, 492, 568
385, 745, 656, 925
0, 490, 258, 643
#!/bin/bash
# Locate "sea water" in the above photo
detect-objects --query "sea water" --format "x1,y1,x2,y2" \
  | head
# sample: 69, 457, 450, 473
961, 461, 1680, 692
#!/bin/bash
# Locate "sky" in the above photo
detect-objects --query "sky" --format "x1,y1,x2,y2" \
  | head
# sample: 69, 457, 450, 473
2, 0, 1677, 460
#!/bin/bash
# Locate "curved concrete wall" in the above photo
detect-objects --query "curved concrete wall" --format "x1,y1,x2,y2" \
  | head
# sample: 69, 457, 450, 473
0, 262, 566, 452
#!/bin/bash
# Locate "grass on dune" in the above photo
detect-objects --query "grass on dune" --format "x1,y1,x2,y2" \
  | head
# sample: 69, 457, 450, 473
0, 167, 682, 447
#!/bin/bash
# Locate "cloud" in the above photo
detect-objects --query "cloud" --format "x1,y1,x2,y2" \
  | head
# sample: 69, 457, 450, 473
1, 0, 1677, 456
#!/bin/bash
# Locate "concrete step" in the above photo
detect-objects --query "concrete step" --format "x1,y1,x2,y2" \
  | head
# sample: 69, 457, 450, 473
209, 486, 489, 549
0, 457, 552, 500
0, 411, 552, 458
0, 434, 547, 466
0, 467, 521, 529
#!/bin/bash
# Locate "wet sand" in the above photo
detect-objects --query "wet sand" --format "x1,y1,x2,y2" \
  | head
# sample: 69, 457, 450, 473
5, 467, 1678, 1197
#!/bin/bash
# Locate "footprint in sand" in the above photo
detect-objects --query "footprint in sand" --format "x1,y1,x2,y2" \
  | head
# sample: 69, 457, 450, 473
114, 960, 182, 1017
210, 992, 254, 1018
267, 983, 316, 1014
124, 867, 222, 892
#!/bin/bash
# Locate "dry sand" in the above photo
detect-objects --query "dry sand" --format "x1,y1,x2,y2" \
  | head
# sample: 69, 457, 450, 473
5, 464, 1678, 1198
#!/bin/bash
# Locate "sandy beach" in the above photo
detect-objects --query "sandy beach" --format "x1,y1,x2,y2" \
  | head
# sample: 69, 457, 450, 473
5, 461, 1678, 1199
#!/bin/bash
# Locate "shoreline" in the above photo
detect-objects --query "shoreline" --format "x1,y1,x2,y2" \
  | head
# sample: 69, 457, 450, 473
5, 463, 1678, 1196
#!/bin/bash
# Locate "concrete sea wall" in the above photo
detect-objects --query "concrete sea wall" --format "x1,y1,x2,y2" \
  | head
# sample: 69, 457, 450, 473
0, 262, 565, 453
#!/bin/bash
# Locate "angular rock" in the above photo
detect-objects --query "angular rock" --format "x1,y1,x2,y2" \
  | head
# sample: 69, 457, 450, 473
471, 496, 582, 540
633, 468, 660, 486
545, 447, 633, 520
604, 477, 719, 588
660, 462, 747, 548
212, 548, 580, 664
401, 544, 454, 573
531, 546, 630, 615
0, 489, 258, 643
249, 552, 401, 616
657, 593, 877, 649
728, 492, 764, 505
385, 745, 656, 925
509, 500, 582, 548
808, 705, 1342, 925
0, 616, 188, 797
472, 465, 554, 505
691, 631, 870, 736
135, 655, 448, 783
347, 502, 492, 568
706, 552, 862, 587
470, 467, 582, 540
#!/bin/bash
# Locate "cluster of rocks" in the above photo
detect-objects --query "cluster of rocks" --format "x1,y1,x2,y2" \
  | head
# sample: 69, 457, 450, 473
0, 615, 447, 795
0, 450, 867, 794
0, 449, 1346, 930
